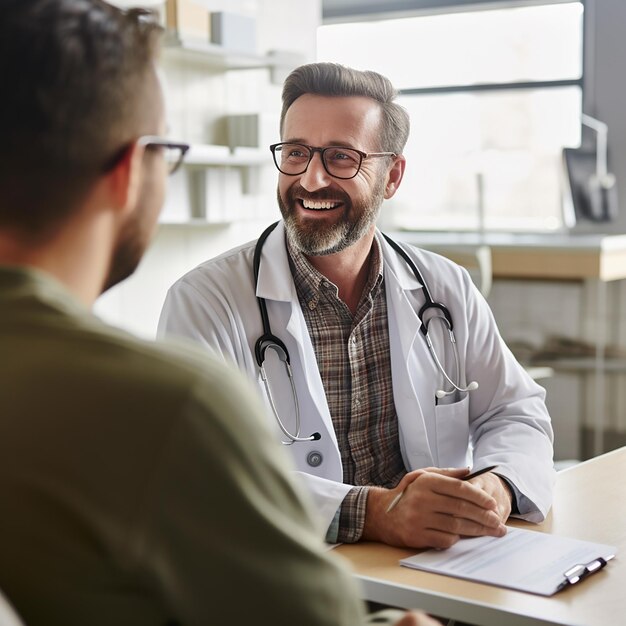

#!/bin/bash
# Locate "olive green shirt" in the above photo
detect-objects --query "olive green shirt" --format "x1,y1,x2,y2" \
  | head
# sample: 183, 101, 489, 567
0, 266, 365, 626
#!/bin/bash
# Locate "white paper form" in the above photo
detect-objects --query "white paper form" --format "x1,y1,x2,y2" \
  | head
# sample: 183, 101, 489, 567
400, 527, 616, 596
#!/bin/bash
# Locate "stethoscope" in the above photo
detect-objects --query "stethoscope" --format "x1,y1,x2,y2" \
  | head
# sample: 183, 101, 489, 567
253, 221, 479, 445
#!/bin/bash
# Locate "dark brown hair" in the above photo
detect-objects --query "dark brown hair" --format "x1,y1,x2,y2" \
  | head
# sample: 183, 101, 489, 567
0, 0, 163, 236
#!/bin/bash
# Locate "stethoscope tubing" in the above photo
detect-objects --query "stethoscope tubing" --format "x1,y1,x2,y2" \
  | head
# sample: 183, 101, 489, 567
253, 222, 320, 443
253, 222, 478, 444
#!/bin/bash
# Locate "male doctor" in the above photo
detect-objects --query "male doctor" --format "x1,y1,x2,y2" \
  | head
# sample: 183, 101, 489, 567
159, 62, 555, 549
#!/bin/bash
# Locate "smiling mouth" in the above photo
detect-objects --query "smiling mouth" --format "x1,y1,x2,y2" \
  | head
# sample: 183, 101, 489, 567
300, 198, 342, 211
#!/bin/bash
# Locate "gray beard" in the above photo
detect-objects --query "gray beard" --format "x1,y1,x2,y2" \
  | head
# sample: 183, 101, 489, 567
277, 178, 386, 257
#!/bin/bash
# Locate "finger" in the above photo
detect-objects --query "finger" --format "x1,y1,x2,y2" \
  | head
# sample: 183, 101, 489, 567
396, 469, 425, 491
429, 512, 507, 537
470, 474, 513, 521
402, 473, 495, 515
423, 496, 502, 531
394, 466, 457, 494
399, 490, 499, 531
432, 493, 502, 527
421, 473, 498, 510
424, 466, 470, 479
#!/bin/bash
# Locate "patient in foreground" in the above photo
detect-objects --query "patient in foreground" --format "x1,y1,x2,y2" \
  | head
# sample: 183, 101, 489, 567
0, 1, 434, 625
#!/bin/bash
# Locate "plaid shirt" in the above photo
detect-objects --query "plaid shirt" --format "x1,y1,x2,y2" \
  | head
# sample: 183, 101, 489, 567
287, 234, 406, 543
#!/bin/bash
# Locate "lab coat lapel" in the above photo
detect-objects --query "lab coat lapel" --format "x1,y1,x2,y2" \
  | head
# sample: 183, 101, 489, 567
381, 234, 435, 467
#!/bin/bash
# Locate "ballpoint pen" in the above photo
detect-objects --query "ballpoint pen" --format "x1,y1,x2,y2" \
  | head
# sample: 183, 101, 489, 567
460, 464, 498, 482
385, 465, 499, 514
385, 489, 406, 514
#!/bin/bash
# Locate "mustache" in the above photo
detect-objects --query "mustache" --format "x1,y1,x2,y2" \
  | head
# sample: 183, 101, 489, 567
286, 183, 351, 205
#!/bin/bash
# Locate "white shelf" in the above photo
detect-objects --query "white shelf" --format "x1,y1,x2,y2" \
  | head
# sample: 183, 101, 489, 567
162, 33, 304, 83
182, 144, 270, 168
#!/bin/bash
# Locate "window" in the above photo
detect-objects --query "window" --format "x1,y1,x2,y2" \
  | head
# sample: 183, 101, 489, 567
317, 2, 584, 232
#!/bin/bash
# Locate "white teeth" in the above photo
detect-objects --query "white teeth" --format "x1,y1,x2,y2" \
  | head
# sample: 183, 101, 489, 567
302, 199, 339, 210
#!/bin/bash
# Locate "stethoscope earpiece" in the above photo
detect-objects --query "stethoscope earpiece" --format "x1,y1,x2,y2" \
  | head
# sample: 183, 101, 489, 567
436, 381, 479, 399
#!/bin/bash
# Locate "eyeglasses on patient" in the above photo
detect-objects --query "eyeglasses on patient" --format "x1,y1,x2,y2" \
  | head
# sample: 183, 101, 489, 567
269, 142, 396, 180
137, 136, 190, 175
103, 136, 190, 176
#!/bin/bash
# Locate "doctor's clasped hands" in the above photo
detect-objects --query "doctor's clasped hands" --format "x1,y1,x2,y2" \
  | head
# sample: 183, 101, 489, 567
363, 468, 511, 549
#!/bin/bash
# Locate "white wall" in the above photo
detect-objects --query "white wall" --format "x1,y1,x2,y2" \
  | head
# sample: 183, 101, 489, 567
95, 0, 322, 338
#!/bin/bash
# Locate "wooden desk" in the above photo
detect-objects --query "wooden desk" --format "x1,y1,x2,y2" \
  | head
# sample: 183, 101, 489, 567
390, 231, 626, 281
335, 448, 625, 626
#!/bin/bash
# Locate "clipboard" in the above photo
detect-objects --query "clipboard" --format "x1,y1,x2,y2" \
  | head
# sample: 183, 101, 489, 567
400, 527, 616, 596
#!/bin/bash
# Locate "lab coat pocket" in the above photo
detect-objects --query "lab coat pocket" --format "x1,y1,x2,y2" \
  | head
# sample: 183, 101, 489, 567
434, 394, 470, 467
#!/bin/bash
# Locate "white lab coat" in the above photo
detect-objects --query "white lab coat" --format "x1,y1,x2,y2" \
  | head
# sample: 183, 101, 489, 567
159, 222, 555, 530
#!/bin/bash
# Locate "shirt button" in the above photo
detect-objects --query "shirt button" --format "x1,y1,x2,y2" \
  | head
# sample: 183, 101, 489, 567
351, 336, 358, 345
308, 298, 318, 310
353, 396, 361, 406
307, 451, 323, 467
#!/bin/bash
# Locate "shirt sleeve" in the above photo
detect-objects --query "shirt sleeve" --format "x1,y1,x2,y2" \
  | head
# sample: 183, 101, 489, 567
337, 486, 369, 544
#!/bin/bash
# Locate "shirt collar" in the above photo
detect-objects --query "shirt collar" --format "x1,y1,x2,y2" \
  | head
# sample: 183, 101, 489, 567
286, 232, 385, 304
0, 264, 90, 318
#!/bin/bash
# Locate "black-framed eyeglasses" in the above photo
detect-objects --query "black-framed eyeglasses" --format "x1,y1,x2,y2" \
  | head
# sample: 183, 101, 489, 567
102, 136, 190, 175
138, 136, 190, 175
269, 142, 396, 180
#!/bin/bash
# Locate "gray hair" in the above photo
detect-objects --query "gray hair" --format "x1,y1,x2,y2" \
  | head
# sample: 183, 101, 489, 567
280, 62, 410, 154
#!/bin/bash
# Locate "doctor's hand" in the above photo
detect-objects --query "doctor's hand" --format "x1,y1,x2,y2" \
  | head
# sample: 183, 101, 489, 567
362, 468, 507, 549
467, 472, 513, 523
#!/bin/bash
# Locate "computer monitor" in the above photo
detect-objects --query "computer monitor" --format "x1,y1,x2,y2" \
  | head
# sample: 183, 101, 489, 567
562, 147, 618, 228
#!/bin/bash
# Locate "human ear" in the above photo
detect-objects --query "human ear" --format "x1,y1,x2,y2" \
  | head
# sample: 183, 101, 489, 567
384, 155, 406, 199
105, 140, 146, 215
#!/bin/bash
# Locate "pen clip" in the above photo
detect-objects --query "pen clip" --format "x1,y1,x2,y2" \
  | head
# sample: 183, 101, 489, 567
557, 556, 612, 592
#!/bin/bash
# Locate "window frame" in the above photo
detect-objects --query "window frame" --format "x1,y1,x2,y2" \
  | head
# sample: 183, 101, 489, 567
323, 0, 583, 24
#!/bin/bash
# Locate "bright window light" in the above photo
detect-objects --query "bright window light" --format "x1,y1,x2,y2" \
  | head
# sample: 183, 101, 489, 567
317, 2, 584, 232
